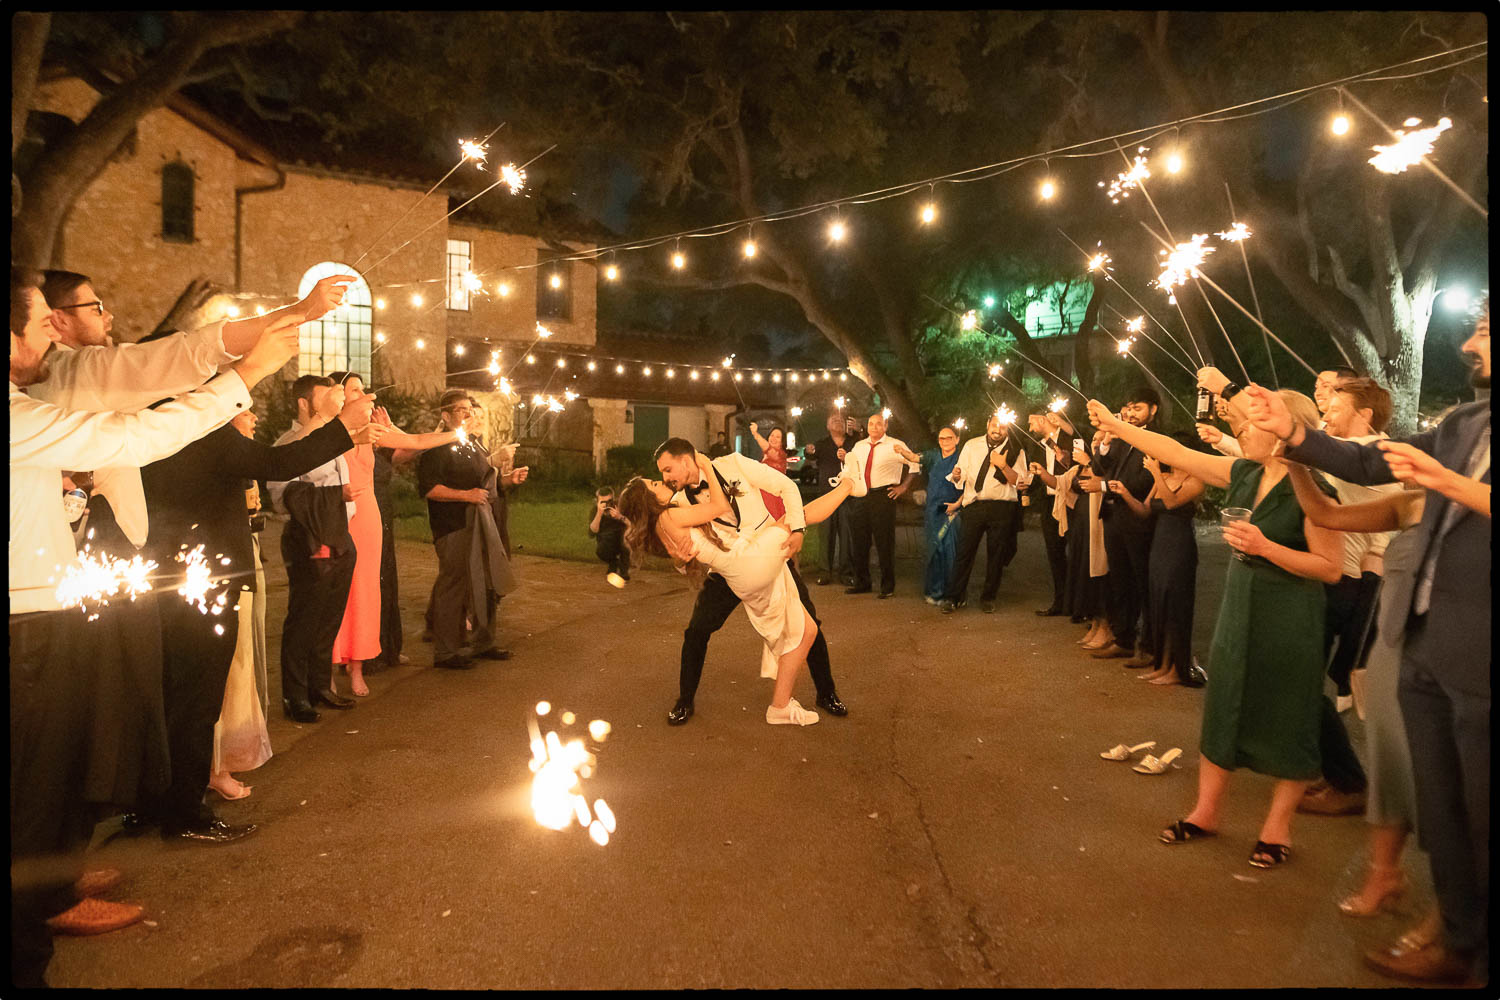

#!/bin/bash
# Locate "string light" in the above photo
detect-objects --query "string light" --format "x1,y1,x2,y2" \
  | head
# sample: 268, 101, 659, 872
920, 202, 937, 224
772, 373, 782, 383
665, 368, 675, 378
526, 354, 536, 364
415, 338, 426, 349
1331, 112, 1352, 136
549, 273, 563, 290
1163, 150, 1184, 174
556, 358, 567, 368
375, 298, 387, 310
790, 373, 800, 382
586, 361, 597, 371
410, 293, 424, 307
743, 239, 758, 258
604, 264, 619, 281
375, 331, 387, 344
671, 250, 686, 270
225, 305, 240, 318
752, 373, 762, 383
453, 343, 466, 356
1039, 178, 1057, 200
733, 372, 743, 382
828, 218, 847, 243
498, 282, 512, 297
689, 370, 699, 380
615, 363, 625, 374
710, 372, 720, 382
642, 366, 652, 376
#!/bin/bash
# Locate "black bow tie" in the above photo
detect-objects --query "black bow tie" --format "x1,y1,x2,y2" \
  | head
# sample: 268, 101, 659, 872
685, 482, 711, 498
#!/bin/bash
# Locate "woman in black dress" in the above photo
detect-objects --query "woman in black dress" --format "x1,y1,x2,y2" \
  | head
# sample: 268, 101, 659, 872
1110, 441, 1207, 686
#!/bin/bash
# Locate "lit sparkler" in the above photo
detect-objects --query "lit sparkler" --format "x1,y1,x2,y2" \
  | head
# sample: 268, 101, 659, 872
881, 408, 893, 420
461, 271, 484, 293
1101, 155, 1151, 204
55, 549, 159, 611
994, 404, 1018, 426
790, 406, 803, 417
833, 396, 846, 409
528, 704, 615, 846
1215, 222, 1251, 243
1087, 252, 1113, 273
1154, 234, 1216, 293
1115, 337, 1136, 356
459, 139, 489, 163
500, 162, 527, 194
1125, 316, 1146, 334
1049, 397, 1067, 413
953, 417, 967, 430
176, 545, 217, 613
987, 363, 1003, 378
1369, 117, 1452, 174
960, 310, 979, 331
536, 323, 554, 339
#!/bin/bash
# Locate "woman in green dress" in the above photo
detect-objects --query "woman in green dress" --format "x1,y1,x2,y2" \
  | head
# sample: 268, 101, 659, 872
1085, 383, 1343, 868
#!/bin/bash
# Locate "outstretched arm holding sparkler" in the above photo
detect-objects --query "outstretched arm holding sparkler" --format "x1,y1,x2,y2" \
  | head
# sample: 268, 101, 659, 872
220, 274, 354, 357
1086, 399, 1237, 489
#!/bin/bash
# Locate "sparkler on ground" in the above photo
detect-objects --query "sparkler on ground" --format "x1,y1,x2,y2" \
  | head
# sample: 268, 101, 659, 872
352, 126, 506, 268
1137, 222, 1318, 377
528, 702, 616, 846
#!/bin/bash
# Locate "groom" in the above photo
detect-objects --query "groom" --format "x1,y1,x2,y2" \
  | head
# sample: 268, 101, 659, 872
654, 437, 849, 725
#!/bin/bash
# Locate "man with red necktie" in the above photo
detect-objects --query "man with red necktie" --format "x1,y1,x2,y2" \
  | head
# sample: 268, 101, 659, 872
844, 411, 919, 598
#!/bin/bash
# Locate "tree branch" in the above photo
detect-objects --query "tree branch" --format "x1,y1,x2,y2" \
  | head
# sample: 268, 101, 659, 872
12, 12, 51, 159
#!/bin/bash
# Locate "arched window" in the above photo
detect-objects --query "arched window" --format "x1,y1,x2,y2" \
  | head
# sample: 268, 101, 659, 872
161, 161, 195, 242
297, 262, 373, 383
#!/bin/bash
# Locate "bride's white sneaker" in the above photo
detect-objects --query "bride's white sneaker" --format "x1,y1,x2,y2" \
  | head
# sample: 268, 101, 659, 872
766, 698, 820, 726
829, 454, 868, 497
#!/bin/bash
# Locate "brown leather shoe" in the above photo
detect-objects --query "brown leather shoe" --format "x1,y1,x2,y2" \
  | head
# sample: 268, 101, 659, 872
73, 867, 123, 899
1297, 785, 1367, 816
1088, 643, 1135, 659
1363, 941, 1472, 984
46, 898, 145, 936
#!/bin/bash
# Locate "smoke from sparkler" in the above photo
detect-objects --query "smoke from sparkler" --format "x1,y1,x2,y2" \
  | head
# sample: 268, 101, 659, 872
1368, 117, 1453, 174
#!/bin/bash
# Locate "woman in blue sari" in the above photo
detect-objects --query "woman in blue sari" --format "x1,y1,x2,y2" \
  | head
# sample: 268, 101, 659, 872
921, 426, 964, 605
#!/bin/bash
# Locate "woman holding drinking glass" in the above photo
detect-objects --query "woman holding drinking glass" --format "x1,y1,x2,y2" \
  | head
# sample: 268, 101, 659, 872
1086, 380, 1342, 870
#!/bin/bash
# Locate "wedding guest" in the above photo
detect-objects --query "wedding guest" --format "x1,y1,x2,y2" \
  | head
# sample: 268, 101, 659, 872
9, 267, 295, 987
749, 421, 790, 518
1091, 387, 1160, 660
805, 411, 857, 586
1031, 411, 1073, 616
1107, 436, 1207, 685
1087, 387, 1343, 872
590, 488, 631, 579
707, 431, 732, 459
941, 412, 1027, 614
1075, 432, 1116, 648
327, 373, 459, 697
1245, 303, 1490, 985
845, 411, 920, 597
266, 376, 371, 722
919, 426, 963, 605
417, 390, 516, 670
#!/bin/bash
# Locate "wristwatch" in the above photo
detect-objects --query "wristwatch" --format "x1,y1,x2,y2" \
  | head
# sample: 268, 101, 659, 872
1220, 382, 1243, 401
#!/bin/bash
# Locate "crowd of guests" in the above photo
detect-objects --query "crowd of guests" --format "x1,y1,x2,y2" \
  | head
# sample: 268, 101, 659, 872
9, 267, 527, 987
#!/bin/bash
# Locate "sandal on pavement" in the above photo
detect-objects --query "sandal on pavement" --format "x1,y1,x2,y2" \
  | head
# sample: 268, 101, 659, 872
1249, 841, 1292, 868
1160, 819, 1216, 845
73, 868, 123, 900
46, 898, 144, 936
1100, 740, 1156, 761
1133, 748, 1183, 774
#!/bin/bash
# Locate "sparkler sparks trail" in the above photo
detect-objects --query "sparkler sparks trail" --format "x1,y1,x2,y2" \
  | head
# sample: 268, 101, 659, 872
55, 550, 158, 611
987, 363, 1003, 378
528, 704, 614, 846
1215, 222, 1252, 243
1155, 234, 1216, 293
1125, 316, 1145, 334
995, 404, 1018, 426
459, 139, 489, 163
536, 323, 554, 339
1087, 252, 1112, 273
1369, 117, 1452, 174
1101, 154, 1151, 204
499, 162, 527, 194
1049, 397, 1068, 413
1115, 337, 1136, 356
176, 545, 216, 614
959, 310, 979, 331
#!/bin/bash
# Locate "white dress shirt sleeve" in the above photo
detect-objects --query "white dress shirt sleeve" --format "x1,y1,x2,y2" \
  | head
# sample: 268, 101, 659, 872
735, 452, 806, 531
1211, 435, 1244, 459
32, 321, 237, 414
10, 372, 251, 471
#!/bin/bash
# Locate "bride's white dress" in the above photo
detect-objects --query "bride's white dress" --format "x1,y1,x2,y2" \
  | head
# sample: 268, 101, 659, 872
687, 522, 807, 678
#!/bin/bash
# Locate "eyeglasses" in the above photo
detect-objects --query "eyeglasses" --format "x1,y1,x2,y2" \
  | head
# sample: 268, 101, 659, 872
56, 300, 105, 317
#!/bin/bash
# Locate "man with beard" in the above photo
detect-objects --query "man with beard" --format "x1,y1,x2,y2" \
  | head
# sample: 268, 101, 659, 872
941, 411, 1028, 614
1244, 301, 1490, 986
1089, 387, 1160, 661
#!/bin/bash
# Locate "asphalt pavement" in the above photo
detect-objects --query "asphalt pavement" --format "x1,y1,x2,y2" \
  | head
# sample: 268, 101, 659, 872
48, 519, 1426, 988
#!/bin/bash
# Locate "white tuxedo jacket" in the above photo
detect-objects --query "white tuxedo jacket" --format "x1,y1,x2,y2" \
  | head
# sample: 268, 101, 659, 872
670, 452, 806, 543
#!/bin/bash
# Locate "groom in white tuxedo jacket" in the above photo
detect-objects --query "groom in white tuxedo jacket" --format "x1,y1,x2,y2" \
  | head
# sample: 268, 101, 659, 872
655, 437, 848, 725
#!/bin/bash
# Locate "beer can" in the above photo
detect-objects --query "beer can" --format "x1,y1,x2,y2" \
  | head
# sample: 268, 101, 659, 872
62, 488, 88, 524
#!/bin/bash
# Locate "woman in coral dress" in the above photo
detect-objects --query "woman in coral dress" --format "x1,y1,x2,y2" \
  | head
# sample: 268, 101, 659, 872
328, 373, 461, 696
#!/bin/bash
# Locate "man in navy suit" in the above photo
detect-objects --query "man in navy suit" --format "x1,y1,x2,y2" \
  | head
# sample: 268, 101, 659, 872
1246, 302, 1490, 986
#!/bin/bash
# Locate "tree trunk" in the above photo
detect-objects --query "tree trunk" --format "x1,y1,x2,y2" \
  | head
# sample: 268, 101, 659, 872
148, 277, 223, 339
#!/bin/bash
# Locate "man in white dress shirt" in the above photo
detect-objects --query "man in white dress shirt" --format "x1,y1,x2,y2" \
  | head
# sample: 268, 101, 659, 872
9, 268, 298, 988
941, 413, 1028, 614
655, 437, 847, 725
844, 412, 918, 598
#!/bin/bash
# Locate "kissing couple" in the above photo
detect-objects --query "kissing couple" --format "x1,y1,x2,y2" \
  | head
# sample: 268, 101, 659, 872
615, 438, 866, 727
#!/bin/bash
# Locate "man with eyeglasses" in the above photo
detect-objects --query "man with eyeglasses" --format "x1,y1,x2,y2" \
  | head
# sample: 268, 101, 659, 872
42, 271, 114, 348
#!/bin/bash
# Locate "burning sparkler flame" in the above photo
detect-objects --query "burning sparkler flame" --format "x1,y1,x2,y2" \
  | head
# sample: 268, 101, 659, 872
461, 271, 484, 292
1087, 252, 1112, 273
500, 162, 527, 195
953, 417, 967, 430
987, 363, 1003, 377
529, 704, 614, 845
1155, 234, 1216, 293
1125, 316, 1145, 334
459, 139, 488, 163
960, 310, 979, 331
1216, 222, 1252, 243
833, 396, 846, 409
55, 549, 159, 611
176, 545, 216, 614
535, 323, 554, 339
1103, 155, 1151, 204
1369, 117, 1452, 174
1115, 338, 1135, 356
995, 404, 1017, 426
1049, 397, 1067, 413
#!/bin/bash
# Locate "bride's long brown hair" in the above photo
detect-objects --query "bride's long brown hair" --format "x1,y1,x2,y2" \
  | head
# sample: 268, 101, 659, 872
616, 476, 734, 589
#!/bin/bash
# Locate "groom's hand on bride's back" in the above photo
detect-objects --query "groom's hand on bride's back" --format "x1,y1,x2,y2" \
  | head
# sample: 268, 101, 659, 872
781, 531, 804, 559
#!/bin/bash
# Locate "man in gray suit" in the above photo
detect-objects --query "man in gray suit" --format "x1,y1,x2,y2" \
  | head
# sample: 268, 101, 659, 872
1245, 303, 1490, 986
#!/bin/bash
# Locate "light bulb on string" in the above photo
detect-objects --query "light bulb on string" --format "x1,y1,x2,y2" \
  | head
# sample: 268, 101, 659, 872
822, 372, 830, 381
1163, 150, 1184, 174
920, 202, 937, 225
604, 264, 619, 282
752, 372, 762, 383
453, 343, 465, 356
526, 354, 536, 365
710, 372, 720, 382
671, 248, 686, 270
1331, 113, 1351, 136
411, 293, 424, 307
642, 366, 652, 376
375, 332, 387, 344
733, 372, 742, 382
790, 373, 800, 383
666, 368, 676, 379
549, 273, 563, 290
743, 238, 758, 258
556, 358, 567, 368
415, 338, 426, 350
689, 370, 699, 380
828, 213, 847, 243
498, 282, 512, 298
615, 363, 625, 374
1040, 178, 1057, 201
586, 360, 597, 372
376, 298, 387, 310
772, 373, 782, 383
839, 373, 847, 381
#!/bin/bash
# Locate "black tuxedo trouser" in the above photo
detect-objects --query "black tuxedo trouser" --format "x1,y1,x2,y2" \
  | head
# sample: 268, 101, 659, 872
945, 499, 1018, 603
679, 561, 835, 703
1102, 517, 1151, 649
1399, 617, 1490, 970
280, 545, 356, 705
149, 592, 240, 824
850, 486, 897, 592
1039, 501, 1068, 608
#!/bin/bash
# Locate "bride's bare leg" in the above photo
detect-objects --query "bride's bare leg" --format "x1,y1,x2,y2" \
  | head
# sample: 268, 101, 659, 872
770, 608, 818, 709
802, 479, 854, 526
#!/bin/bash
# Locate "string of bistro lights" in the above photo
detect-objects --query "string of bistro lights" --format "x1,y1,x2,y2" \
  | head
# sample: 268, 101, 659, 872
348, 40, 1484, 299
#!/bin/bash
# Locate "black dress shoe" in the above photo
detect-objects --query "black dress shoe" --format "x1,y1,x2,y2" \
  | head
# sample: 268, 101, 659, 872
1068, 615, 1087, 624
164, 817, 258, 844
667, 699, 694, 725
815, 693, 848, 716
434, 656, 475, 670
282, 699, 320, 723
120, 812, 160, 835
877, 590, 894, 600
845, 585, 872, 595
473, 647, 512, 661
940, 599, 957, 614
1035, 606, 1066, 617
816, 574, 831, 586
980, 600, 996, 614
314, 688, 356, 709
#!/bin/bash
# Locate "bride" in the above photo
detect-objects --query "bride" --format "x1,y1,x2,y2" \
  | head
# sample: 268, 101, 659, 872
616, 451, 867, 726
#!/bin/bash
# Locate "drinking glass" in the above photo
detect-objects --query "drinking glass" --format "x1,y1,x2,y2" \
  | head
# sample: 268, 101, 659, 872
1220, 507, 1253, 562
